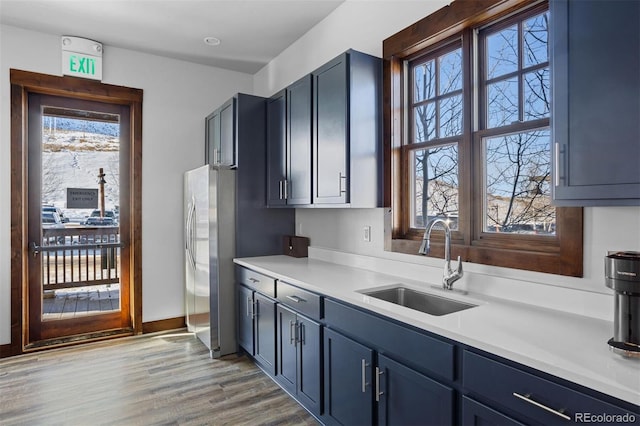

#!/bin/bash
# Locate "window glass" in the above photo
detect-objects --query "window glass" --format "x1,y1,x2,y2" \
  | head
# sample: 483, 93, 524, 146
524, 68, 550, 120
523, 12, 549, 67
439, 50, 463, 95
483, 129, 555, 234
486, 24, 518, 79
414, 59, 436, 102
487, 78, 519, 127
410, 145, 459, 229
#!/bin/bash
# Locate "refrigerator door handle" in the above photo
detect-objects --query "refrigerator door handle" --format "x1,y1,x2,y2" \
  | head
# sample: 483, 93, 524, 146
186, 199, 196, 269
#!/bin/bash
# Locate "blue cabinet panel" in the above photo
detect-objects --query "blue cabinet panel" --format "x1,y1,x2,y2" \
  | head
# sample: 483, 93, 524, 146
237, 285, 254, 355
377, 354, 454, 426
324, 298, 455, 381
461, 396, 525, 426
551, 0, 640, 205
254, 292, 276, 376
323, 328, 374, 426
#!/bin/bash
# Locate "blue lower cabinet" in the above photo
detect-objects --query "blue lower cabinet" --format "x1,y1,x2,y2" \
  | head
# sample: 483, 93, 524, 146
276, 304, 322, 416
377, 354, 454, 426
323, 327, 454, 426
323, 328, 375, 425
237, 285, 254, 355
254, 292, 276, 375
461, 396, 525, 426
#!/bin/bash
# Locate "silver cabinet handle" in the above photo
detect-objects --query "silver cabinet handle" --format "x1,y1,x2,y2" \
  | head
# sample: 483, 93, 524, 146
298, 322, 304, 345
279, 180, 284, 200
249, 277, 260, 283
283, 179, 289, 200
289, 320, 296, 345
339, 172, 347, 194
513, 392, 571, 421
554, 142, 561, 186
375, 367, 384, 402
246, 296, 253, 318
286, 295, 305, 303
361, 359, 370, 393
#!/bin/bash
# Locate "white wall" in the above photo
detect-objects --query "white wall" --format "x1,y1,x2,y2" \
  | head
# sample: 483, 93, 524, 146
0, 24, 253, 344
253, 1, 640, 296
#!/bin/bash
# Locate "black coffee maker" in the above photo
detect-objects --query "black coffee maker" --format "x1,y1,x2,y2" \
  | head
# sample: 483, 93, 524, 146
605, 251, 640, 357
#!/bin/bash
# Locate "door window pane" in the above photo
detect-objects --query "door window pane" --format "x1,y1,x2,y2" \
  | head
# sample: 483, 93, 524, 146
41, 110, 122, 319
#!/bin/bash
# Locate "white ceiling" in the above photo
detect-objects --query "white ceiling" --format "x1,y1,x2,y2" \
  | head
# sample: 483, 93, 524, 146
0, 0, 345, 74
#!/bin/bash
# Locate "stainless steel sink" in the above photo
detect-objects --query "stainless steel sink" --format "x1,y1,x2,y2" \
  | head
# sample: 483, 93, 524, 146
361, 286, 477, 316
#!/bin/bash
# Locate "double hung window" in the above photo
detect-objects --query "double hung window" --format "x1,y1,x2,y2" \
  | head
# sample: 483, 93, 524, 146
386, 0, 582, 276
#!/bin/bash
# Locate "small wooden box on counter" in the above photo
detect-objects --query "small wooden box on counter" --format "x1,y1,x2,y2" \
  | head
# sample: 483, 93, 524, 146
282, 235, 309, 258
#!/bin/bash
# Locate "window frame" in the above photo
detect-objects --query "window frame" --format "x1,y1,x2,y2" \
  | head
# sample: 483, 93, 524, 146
383, 0, 583, 277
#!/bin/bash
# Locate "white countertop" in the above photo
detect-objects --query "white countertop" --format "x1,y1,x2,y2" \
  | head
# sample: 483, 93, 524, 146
234, 255, 640, 406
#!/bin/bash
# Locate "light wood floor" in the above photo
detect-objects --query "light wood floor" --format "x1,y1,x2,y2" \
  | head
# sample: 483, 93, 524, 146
0, 331, 319, 426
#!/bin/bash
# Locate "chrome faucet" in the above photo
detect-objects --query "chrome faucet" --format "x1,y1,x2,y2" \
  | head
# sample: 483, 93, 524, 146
418, 218, 463, 290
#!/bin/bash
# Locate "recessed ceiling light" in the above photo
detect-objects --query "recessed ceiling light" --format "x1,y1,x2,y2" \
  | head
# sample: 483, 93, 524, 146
204, 37, 221, 46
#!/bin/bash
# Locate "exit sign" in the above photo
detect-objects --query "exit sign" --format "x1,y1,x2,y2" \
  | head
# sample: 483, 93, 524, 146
61, 36, 103, 81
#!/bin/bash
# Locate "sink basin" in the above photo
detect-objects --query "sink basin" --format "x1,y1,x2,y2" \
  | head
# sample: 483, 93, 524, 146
361, 286, 477, 316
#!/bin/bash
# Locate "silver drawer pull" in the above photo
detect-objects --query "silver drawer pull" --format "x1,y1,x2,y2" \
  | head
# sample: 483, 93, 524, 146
249, 277, 260, 283
361, 359, 369, 393
286, 295, 305, 303
375, 367, 384, 402
513, 392, 571, 421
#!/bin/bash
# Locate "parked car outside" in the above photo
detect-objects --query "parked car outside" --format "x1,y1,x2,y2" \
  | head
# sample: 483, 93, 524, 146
42, 205, 69, 223
42, 211, 64, 228
84, 216, 116, 227
84, 209, 118, 225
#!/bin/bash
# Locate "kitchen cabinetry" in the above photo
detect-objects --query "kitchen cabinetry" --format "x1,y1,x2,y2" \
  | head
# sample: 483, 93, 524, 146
461, 396, 524, 426
236, 267, 277, 375
266, 77, 313, 206
205, 97, 236, 166
551, 0, 640, 205
312, 50, 382, 207
323, 299, 455, 425
276, 304, 322, 416
463, 350, 639, 425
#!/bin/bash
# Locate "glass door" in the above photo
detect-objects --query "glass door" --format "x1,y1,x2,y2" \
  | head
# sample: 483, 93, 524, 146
27, 93, 132, 344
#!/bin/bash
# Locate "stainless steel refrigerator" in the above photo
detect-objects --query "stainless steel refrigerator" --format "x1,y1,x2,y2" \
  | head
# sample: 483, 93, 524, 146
184, 165, 295, 358
185, 165, 236, 358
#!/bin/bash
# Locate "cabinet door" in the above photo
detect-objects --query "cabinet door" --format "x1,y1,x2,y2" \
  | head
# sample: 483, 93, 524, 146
276, 304, 298, 394
313, 54, 348, 205
377, 354, 454, 426
205, 109, 220, 165
287, 75, 312, 205
323, 328, 374, 426
219, 98, 236, 167
267, 91, 287, 206
461, 396, 525, 426
297, 316, 321, 415
237, 285, 254, 355
552, 0, 640, 205
254, 293, 276, 376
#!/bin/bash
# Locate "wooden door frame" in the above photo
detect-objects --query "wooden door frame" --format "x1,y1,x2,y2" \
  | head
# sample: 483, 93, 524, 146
3, 69, 143, 357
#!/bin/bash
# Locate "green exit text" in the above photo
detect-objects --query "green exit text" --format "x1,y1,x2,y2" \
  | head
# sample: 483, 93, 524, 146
69, 55, 96, 76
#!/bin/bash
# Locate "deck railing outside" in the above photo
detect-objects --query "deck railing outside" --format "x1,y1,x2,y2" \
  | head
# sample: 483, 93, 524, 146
41, 226, 120, 291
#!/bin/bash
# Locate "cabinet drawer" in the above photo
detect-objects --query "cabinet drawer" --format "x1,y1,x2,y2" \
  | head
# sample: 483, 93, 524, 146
277, 281, 322, 320
463, 351, 636, 425
236, 266, 276, 298
324, 298, 454, 381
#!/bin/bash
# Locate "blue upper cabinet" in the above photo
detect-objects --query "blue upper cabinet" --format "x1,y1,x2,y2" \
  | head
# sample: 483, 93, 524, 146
312, 50, 383, 207
205, 97, 236, 167
551, 0, 640, 205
